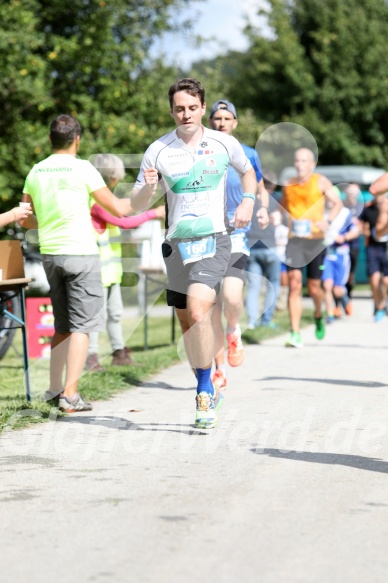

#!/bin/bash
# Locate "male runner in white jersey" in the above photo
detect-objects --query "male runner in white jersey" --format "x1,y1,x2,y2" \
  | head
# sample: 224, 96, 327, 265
208, 99, 269, 391
130, 78, 258, 428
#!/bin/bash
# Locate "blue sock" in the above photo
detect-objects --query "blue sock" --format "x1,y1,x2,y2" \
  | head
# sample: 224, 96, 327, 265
195, 368, 214, 395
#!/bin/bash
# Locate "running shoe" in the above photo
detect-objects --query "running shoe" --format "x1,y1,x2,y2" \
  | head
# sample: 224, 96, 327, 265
333, 306, 342, 318
326, 314, 335, 324
195, 391, 218, 429
285, 331, 303, 348
58, 393, 93, 412
315, 317, 325, 340
212, 369, 227, 391
226, 331, 244, 367
374, 309, 386, 323
344, 300, 353, 316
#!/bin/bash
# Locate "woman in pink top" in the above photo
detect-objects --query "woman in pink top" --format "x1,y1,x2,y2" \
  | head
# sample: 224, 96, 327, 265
86, 154, 165, 371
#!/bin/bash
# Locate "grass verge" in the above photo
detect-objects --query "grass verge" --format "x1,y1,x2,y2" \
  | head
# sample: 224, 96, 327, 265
0, 306, 314, 431
0, 315, 182, 431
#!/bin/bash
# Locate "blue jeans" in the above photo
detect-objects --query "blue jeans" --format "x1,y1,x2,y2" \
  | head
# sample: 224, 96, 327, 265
246, 248, 281, 326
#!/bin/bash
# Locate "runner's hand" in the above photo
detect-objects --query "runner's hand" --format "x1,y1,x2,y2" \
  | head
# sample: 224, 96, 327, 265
144, 168, 159, 188
232, 199, 254, 229
257, 207, 269, 229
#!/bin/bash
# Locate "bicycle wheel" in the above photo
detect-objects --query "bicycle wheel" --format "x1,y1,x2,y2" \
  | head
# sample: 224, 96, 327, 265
0, 291, 19, 360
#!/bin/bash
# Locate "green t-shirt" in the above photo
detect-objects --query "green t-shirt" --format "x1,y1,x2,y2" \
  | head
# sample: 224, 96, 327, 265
23, 154, 106, 255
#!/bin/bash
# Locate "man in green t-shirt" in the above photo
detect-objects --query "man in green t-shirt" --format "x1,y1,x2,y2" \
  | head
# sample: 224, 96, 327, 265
20, 114, 133, 412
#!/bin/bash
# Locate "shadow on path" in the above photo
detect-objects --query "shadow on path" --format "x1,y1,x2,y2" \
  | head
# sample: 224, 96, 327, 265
138, 381, 194, 391
259, 376, 387, 388
140, 422, 207, 436
57, 415, 140, 430
256, 344, 388, 350
251, 448, 388, 474
319, 344, 388, 351
56, 416, 206, 436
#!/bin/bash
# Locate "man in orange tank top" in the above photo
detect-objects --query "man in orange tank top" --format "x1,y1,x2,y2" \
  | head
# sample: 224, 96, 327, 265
281, 148, 342, 348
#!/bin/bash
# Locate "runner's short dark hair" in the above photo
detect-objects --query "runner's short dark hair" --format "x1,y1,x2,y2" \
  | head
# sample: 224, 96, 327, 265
50, 114, 82, 149
168, 78, 205, 108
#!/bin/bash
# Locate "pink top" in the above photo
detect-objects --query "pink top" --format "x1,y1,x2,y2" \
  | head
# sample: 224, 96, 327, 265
91, 203, 158, 233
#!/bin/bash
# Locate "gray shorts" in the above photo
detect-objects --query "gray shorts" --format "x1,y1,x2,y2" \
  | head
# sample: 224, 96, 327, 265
42, 255, 104, 334
224, 252, 248, 281
161, 233, 231, 309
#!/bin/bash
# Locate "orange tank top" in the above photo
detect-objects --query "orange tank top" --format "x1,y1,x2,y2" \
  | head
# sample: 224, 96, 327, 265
284, 173, 324, 238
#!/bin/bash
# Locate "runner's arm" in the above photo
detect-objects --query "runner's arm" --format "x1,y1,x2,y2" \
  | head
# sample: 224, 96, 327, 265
320, 175, 343, 222
279, 187, 288, 213
336, 223, 360, 244
346, 216, 361, 241
130, 168, 159, 211
129, 146, 160, 211
369, 173, 388, 197
247, 148, 269, 227
375, 197, 388, 238
232, 167, 258, 228
256, 178, 270, 228
90, 186, 134, 217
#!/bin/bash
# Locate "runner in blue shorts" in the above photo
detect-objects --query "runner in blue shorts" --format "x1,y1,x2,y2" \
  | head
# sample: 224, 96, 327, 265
322, 207, 359, 323
208, 99, 269, 391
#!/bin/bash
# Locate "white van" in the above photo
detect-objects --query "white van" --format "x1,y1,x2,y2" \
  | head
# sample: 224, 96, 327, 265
278, 165, 385, 191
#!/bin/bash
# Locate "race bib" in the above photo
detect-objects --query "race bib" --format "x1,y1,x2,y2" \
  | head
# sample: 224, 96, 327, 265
291, 219, 312, 238
177, 235, 216, 265
231, 233, 249, 255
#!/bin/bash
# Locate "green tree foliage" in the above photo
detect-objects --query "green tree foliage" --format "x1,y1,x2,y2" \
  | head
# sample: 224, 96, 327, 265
0, 0, 192, 211
0, 0, 53, 203
197, 0, 388, 166
191, 59, 268, 148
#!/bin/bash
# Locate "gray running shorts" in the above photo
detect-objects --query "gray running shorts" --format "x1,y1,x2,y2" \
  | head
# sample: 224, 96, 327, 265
162, 233, 231, 309
224, 252, 248, 281
285, 238, 326, 279
42, 255, 104, 334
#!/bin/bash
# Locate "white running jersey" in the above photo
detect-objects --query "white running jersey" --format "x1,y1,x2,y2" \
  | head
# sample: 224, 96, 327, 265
134, 127, 252, 240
